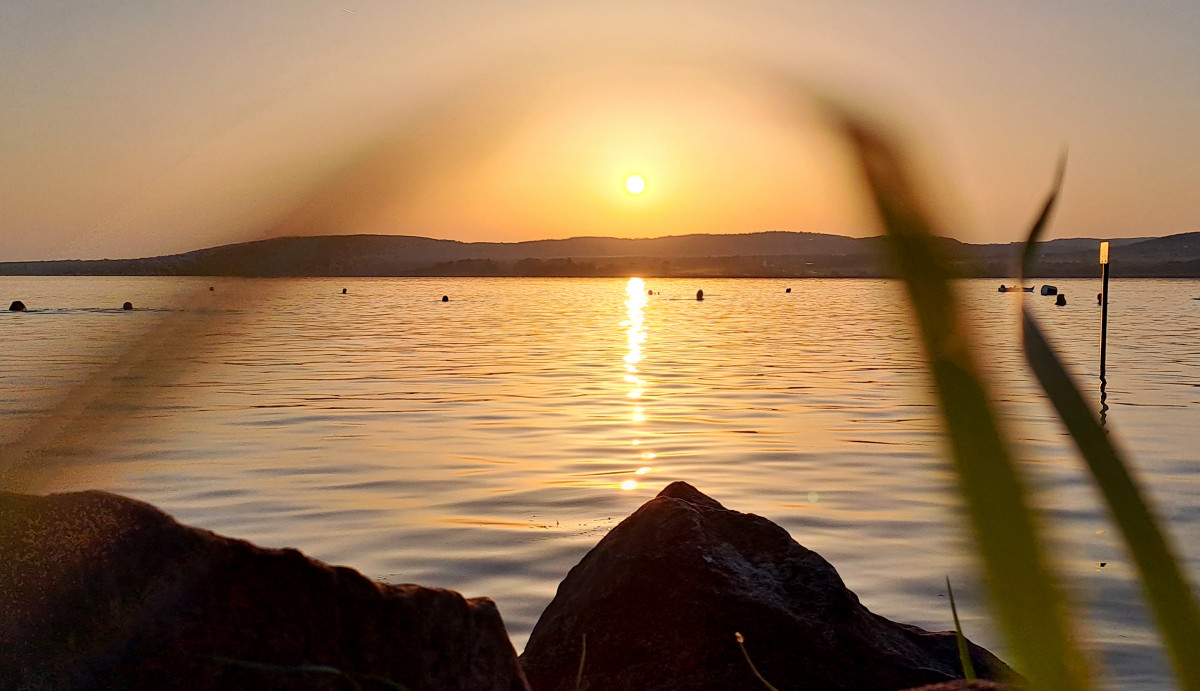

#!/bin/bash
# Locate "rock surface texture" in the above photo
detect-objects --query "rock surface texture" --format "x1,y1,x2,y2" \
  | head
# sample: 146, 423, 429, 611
0, 490, 530, 691
521, 481, 1015, 691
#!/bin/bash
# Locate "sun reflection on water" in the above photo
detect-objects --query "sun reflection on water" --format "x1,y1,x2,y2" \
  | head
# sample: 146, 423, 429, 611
620, 278, 655, 490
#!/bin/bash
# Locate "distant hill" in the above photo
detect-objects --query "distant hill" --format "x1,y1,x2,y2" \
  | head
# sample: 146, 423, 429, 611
2, 231, 1198, 278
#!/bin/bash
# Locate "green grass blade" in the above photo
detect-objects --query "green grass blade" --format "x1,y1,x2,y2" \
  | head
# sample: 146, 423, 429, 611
734, 632, 781, 691
575, 633, 587, 691
203, 655, 409, 690
1018, 155, 1066, 281
1017, 163, 1200, 688
1021, 313, 1200, 688
946, 576, 977, 681
841, 120, 1091, 690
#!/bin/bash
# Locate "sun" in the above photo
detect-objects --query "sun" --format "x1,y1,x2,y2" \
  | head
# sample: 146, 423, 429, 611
624, 174, 646, 195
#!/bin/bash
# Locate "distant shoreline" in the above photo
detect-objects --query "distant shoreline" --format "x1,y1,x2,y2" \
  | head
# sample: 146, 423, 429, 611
2, 230, 1197, 278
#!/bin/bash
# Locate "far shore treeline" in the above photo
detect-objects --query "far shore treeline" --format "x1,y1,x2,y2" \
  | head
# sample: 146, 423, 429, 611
3, 231, 1199, 278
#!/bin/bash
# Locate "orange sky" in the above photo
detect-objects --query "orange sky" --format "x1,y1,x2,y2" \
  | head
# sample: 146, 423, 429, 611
2, 1, 1198, 260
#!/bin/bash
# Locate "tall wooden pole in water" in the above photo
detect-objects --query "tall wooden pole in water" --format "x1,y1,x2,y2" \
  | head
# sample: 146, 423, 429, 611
1099, 241, 1111, 379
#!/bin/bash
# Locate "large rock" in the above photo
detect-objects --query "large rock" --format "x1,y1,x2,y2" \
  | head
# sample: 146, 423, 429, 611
521, 482, 1015, 690
0, 491, 530, 691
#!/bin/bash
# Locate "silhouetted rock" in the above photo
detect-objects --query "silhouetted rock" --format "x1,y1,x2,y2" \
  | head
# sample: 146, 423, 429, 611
122, 302, 133, 310
1055, 294, 1066, 306
521, 482, 1015, 691
8, 300, 26, 311
696, 289, 704, 301
0, 491, 529, 691
442, 295, 449, 302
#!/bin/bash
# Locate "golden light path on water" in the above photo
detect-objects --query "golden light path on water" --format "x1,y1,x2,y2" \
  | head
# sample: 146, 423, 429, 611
621, 278, 655, 491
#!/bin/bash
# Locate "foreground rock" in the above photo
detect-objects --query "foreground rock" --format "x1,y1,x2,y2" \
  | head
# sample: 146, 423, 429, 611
521, 482, 1015, 690
0, 491, 530, 691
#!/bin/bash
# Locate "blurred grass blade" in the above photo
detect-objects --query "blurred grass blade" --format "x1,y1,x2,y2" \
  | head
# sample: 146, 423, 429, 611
1021, 312, 1200, 688
841, 119, 1090, 690
946, 577, 977, 681
1018, 155, 1066, 282
1019, 164, 1200, 688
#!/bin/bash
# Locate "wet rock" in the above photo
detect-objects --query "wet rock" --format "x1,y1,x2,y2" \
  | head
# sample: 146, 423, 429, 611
521, 482, 1015, 691
0, 491, 530, 691
9, 300, 26, 311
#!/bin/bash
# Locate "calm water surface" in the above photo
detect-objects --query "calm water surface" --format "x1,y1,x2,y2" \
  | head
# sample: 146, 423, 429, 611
2, 276, 1198, 689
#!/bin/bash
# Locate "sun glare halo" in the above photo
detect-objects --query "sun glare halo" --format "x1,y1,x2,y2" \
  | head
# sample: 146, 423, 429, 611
624, 175, 646, 195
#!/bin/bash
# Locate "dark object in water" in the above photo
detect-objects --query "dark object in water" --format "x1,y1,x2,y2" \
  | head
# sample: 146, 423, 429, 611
1098, 293, 1103, 304
1041, 285, 1058, 296
9, 300, 26, 312
442, 295, 449, 302
786, 288, 792, 293
998, 285, 1008, 293
209, 286, 214, 292
1055, 294, 1066, 306
696, 289, 704, 301
1022, 286, 1034, 292
122, 302, 133, 311
342, 288, 347, 294
647, 289, 652, 295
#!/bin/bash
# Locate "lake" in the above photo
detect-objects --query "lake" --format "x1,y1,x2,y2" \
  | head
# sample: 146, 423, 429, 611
2, 276, 1197, 689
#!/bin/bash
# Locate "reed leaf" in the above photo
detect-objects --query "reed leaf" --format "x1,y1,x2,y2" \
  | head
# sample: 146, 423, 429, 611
203, 655, 409, 690
734, 632, 781, 691
841, 119, 1091, 690
946, 577, 977, 681
1018, 180, 1200, 687
576, 633, 587, 691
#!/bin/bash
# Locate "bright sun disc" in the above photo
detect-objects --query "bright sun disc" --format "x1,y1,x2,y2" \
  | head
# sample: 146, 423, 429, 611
624, 175, 646, 195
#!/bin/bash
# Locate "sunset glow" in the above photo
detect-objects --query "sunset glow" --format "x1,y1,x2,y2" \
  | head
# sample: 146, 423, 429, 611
624, 175, 646, 195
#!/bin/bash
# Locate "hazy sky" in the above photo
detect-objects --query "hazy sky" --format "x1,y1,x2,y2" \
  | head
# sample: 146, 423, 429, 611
2, 0, 1198, 260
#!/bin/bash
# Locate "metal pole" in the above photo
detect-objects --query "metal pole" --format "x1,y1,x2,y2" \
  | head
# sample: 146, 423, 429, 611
1099, 242, 1110, 380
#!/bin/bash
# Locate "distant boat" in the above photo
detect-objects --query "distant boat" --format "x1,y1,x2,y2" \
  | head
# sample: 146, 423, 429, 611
997, 285, 1034, 293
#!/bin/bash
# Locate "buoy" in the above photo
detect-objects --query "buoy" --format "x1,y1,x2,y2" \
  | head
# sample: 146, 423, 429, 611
442, 295, 449, 302
1055, 294, 1067, 306
209, 286, 215, 292
122, 302, 133, 311
785, 288, 791, 293
342, 288, 347, 294
9, 300, 26, 312
1041, 285, 1058, 296
696, 289, 704, 301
